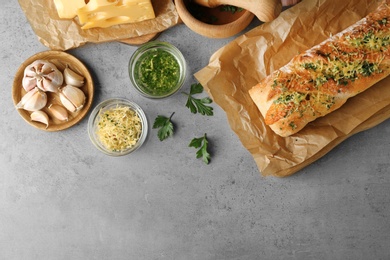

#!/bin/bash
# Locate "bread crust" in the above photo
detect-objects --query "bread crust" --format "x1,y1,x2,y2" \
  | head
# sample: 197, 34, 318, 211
249, 0, 390, 137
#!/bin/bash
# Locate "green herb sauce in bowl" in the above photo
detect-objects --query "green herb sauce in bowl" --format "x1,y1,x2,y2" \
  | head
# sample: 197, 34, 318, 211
129, 41, 187, 99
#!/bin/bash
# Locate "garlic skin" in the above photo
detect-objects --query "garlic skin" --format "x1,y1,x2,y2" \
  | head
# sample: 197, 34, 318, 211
64, 65, 84, 87
30, 111, 49, 128
22, 60, 64, 93
16, 87, 47, 112
48, 104, 69, 121
59, 85, 86, 112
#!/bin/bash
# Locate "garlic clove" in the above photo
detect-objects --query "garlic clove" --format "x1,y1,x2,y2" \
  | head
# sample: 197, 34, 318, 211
39, 66, 64, 93
37, 75, 63, 93
16, 88, 38, 109
23, 88, 48, 111
59, 85, 86, 112
60, 96, 76, 113
64, 65, 84, 87
16, 87, 47, 112
45, 68, 64, 87
22, 76, 37, 92
30, 110, 49, 128
48, 104, 69, 121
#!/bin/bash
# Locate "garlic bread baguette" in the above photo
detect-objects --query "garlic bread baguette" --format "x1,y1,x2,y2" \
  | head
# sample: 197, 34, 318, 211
249, 0, 390, 137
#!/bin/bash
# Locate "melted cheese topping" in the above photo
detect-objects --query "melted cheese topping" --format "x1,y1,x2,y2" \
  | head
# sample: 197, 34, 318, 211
249, 2, 390, 137
96, 106, 142, 152
266, 15, 390, 132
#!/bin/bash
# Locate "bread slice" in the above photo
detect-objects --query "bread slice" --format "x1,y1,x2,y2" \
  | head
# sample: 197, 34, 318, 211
249, 0, 390, 137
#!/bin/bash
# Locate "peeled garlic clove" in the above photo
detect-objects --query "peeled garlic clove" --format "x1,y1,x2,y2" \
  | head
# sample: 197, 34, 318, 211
16, 87, 47, 112
59, 85, 86, 112
48, 104, 68, 121
30, 110, 49, 128
64, 65, 84, 87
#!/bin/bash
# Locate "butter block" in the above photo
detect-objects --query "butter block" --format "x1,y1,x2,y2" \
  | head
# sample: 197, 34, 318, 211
77, 0, 156, 29
53, 0, 86, 19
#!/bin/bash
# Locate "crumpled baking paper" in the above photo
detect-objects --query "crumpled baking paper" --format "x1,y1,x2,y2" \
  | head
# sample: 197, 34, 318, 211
18, 0, 180, 50
195, 0, 388, 177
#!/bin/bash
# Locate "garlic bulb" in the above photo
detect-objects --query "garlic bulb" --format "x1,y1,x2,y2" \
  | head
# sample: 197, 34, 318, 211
59, 85, 86, 112
30, 111, 49, 128
22, 60, 64, 93
64, 65, 84, 87
48, 104, 69, 121
16, 87, 47, 112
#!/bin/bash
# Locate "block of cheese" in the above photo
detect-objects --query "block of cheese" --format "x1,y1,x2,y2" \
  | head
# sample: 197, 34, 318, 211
77, 0, 155, 29
53, 0, 86, 19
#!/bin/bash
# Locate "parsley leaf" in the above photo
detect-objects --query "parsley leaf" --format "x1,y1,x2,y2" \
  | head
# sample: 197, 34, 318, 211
184, 83, 214, 116
189, 82, 204, 94
189, 133, 211, 164
153, 112, 175, 141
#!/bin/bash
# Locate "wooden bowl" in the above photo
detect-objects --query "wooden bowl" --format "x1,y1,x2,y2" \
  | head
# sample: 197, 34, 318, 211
174, 0, 255, 38
12, 51, 94, 131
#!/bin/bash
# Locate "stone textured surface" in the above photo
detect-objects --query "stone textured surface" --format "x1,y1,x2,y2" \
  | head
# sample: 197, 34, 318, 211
1, 1, 390, 259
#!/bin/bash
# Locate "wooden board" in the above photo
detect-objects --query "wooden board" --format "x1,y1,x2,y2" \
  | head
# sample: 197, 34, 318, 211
119, 33, 160, 45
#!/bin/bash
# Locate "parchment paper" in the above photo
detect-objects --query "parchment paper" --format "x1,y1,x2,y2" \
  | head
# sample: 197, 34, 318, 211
195, 0, 389, 177
18, 0, 179, 50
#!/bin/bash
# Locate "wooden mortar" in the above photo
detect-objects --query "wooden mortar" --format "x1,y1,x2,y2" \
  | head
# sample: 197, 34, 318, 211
193, 0, 282, 22
174, 0, 255, 38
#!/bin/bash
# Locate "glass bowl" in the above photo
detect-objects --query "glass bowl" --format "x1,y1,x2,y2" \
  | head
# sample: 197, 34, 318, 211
88, 98, 148, 156
129, 41, 187, 98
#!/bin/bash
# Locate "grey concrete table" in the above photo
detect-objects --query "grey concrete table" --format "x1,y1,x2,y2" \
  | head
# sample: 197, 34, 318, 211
1, 1, 390, 260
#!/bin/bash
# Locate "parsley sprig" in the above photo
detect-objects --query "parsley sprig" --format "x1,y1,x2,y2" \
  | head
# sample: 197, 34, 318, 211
152, 82, 214, 164
153, 112, 175, 141
189, 133, 211, 165
184, 83, 214, 116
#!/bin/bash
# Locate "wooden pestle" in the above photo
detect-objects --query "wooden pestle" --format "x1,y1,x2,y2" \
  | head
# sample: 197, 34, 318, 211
193, 0, 283, 22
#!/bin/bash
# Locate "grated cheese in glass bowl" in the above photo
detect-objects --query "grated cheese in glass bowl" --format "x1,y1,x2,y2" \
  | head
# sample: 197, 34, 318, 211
88, 98, 148, 156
